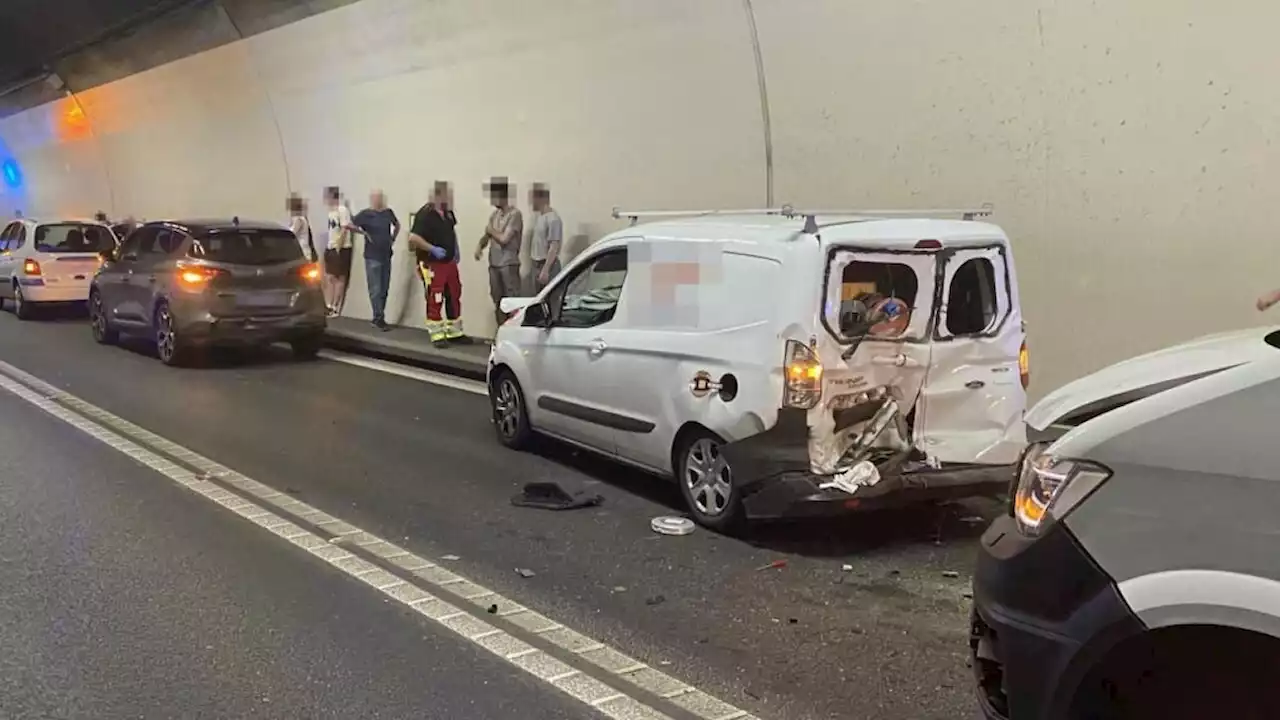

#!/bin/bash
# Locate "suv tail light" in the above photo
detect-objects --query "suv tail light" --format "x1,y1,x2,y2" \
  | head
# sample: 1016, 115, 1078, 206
1019, 340, 1030, 390
176, 265, 225, 290
784, 339, 823, 409
299, 262, 322, 284
22, 259, 40, 276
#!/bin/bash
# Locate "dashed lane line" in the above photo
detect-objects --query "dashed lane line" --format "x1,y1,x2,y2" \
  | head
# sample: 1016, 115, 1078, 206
0, 359, 761, 720
318, 349, 488, 396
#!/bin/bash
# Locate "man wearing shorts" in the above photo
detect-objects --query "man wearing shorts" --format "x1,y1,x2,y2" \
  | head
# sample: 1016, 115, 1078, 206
409, 182, 463, 344
323, 186, 358, 316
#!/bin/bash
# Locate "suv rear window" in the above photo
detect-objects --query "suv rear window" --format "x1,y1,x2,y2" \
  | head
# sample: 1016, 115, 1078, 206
188, 229, 302, 266
35, 224, 115, 253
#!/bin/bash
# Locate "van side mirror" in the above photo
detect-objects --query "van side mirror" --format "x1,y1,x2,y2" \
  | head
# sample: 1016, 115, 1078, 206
524, 301, 552, 328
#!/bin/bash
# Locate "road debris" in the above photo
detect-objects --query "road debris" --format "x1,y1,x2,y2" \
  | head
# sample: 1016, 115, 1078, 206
515, 568, 536, 578
441, 554, 461, 561
651, 516, 695, 536
487, 604, 499, 614
511, 482, 603, 511
645, 594, 666, 606
755, 559, 788, 572
612, 586, 627, 593
941, 570, 961, 579
841, 564, 854, 572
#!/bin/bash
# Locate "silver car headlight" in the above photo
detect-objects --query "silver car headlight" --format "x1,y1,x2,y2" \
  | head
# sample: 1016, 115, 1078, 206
1011, 443, 1112, 537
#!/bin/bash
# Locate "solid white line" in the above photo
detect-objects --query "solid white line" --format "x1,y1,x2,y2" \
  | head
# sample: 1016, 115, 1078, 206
0, 358, 761, 720
318, 349, 487, 396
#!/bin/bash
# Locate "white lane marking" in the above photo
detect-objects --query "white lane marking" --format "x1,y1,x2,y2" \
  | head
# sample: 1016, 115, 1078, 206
0, 359, 762, 720
318, 349, 487, 396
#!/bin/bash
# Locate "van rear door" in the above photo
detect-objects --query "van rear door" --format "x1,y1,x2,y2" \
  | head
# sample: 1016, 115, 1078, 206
810, 249, 936, 475
917, 244, 1025, 465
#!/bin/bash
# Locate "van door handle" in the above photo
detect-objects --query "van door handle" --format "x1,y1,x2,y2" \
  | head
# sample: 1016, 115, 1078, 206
965, 380, 986, 390
587, 339, 608, 356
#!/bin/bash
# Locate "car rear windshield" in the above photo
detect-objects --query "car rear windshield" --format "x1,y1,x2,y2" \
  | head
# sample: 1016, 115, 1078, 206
35, 224, 115, 253
188, 229, 302, 266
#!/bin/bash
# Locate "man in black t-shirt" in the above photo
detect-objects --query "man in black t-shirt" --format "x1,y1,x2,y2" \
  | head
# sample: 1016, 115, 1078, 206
408, 181, 463, 344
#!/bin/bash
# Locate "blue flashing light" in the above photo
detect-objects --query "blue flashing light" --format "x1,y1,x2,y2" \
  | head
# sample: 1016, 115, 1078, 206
1, 159, 21, 189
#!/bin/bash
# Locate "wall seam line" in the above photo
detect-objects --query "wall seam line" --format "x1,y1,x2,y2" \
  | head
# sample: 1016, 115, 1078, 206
221, 2, 293, 196
740, 0, 774, 207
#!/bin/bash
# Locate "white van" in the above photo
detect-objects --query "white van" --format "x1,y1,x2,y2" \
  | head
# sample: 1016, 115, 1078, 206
487, 207, 1028, 531
0, 217, 119, 319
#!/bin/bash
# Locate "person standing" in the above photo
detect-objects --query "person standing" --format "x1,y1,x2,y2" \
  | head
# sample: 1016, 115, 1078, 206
409, 181, 463, 344
528, 183, 563, 293
323, 186, 358, 316
474, 176, 523, 327
354, 190, 400, 330
286, 193, 316, 262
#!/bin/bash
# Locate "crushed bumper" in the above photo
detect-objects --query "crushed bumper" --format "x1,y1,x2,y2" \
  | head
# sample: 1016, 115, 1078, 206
970, 515, 1144, 720
720, 408, 1010, 520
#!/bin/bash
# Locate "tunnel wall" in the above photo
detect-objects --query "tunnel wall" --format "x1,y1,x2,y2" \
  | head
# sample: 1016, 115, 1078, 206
1, 0, 1277, 396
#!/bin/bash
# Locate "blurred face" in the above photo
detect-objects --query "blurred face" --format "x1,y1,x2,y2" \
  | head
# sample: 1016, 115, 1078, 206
491, 189, 509, 208
370, 191, 385, 210
433, 184, 451, 209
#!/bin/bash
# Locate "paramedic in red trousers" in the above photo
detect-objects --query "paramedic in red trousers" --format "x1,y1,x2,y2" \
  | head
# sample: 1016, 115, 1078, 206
408, 181, 463, 345
475, 176, 523, 328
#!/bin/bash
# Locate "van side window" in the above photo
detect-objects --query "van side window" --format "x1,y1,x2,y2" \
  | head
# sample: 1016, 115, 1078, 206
838, 261, 919, 339
550, 249, 628, 328
946, 258, 998, 335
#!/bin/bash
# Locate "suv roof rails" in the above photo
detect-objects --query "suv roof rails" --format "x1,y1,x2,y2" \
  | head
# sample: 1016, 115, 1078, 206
610, 203, 995, 230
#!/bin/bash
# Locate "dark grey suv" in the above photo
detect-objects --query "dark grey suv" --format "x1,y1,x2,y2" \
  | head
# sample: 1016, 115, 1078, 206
89, 218, 326, 366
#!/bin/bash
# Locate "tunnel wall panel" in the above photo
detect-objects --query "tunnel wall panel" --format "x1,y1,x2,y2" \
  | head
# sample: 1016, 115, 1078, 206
1, 0, 1277, 395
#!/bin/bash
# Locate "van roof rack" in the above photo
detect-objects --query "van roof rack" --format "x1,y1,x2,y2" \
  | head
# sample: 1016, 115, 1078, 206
610, 204, 994, 231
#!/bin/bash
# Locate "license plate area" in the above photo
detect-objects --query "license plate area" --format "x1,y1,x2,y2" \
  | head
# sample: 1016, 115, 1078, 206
236, 291, 292, 308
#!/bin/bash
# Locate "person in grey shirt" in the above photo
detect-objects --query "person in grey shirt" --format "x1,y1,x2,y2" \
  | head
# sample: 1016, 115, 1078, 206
475, 176, 523, 327
528, 183, 563, 292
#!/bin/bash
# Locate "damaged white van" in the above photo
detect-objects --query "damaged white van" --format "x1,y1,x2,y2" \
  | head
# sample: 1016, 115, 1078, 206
487, 206, 1028, 531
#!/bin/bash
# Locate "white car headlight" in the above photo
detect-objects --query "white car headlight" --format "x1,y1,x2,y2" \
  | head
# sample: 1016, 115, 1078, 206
1012, 442, 1112, 537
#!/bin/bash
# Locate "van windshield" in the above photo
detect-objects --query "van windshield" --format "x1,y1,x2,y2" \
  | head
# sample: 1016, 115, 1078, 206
189, 229, 302, 266
35, 224, 115, 253
825, 251, 936, 342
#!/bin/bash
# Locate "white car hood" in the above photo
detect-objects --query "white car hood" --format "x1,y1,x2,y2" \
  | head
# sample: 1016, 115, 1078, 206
1026, 326, 1280, 430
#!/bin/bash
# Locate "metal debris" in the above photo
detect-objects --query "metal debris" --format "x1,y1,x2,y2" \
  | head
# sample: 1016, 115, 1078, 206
515, 568, 536, 578
651, 516, 695, 536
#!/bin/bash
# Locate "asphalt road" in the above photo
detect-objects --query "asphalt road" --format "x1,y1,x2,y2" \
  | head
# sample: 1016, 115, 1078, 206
0, 309, 997, 720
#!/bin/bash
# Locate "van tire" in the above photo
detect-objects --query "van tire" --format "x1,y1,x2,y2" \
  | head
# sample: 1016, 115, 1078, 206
491, 369, 533, 450
675, 429, 744, 534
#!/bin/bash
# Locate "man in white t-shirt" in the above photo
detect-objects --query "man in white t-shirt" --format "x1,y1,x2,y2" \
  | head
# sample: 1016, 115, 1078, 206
323, 185, 359, 316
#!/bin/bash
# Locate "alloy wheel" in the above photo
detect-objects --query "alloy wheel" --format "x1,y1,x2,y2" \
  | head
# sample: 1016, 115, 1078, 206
90, 294, 107, 340
156, 306, 176, 362
494, 378, 522, 440
684, 438, 733, 517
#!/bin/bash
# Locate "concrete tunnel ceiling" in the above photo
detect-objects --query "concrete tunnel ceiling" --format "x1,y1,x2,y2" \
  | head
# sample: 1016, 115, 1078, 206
0, 0, 187, 89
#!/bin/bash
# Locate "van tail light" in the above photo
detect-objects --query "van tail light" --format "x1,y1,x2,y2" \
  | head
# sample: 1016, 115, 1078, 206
784, 339, 823, 409
176, 265, 225, 290
1019, 340, 1030, 390
22, 259, 40, 276
299, 262, 322, 284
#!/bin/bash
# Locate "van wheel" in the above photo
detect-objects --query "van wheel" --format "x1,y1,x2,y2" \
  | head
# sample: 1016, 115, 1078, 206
89, 290, 118, 345
491, 370, 533, 450
676, 430, 744, 533
12, 283, 33, 320
154, 301, 188, 367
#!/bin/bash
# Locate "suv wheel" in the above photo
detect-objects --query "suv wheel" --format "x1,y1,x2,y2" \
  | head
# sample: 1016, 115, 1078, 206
291, 334, 323, 360
12, 282, 33, 320
676, 430, 744, 533
89, 290, 118, 344
154, 301, 188, 366
491, 370, 533, 449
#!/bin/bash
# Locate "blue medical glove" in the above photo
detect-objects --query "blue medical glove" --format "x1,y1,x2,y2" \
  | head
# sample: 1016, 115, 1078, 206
429, 246, 447, 260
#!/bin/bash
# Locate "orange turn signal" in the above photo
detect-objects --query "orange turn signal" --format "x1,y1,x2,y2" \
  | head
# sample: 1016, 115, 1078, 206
22, 259, 40, 276
176, 266, 223, 289
299, 262, 322, 283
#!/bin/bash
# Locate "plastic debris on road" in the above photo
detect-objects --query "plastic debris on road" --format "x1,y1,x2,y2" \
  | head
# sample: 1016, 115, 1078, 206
755, 559, 788, 572
515, 568, 536, 578
651, 516, 695, 536
511, 482, 603, 511
441, 554, 461, 561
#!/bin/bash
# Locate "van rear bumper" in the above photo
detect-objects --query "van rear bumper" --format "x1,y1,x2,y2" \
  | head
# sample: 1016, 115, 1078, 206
722, 408, 1010, 520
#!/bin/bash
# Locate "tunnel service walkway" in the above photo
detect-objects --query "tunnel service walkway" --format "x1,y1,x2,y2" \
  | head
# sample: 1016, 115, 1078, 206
323, 317, 489, 380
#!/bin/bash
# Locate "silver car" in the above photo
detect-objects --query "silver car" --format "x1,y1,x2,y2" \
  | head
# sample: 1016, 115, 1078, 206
90, 218, 326, 366
970, 326, 1280, 719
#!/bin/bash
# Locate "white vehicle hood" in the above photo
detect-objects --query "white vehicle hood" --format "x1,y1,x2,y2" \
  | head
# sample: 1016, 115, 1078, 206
1026, 326, 1280, 430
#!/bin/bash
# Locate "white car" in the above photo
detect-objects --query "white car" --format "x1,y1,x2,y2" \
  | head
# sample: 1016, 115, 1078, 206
0, 217, 119, 319
487, 206, 1029, 531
